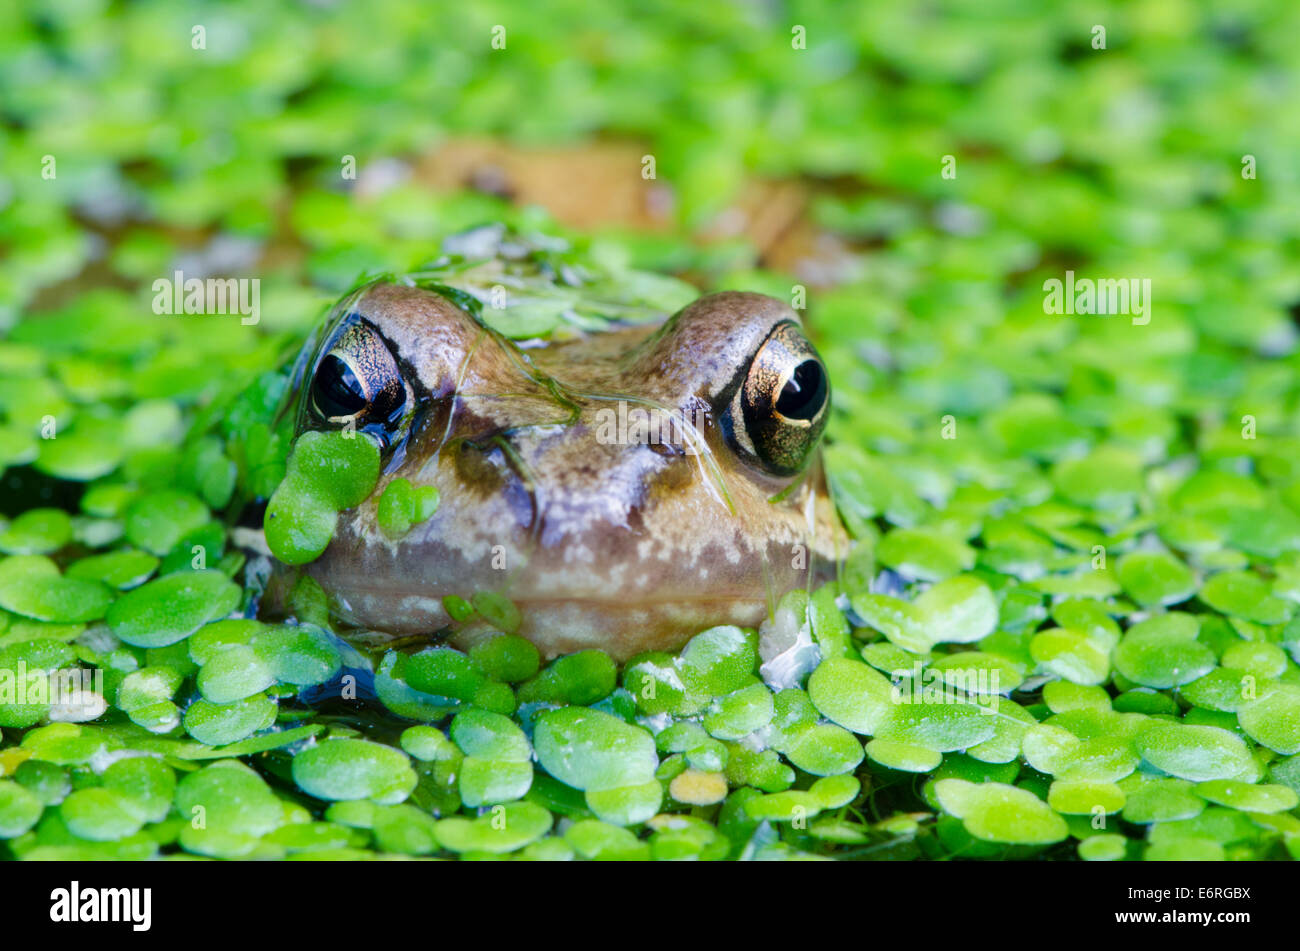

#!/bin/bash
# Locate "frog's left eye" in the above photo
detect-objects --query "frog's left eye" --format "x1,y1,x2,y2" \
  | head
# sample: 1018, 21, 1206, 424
308, 317, 408, 445
728, 321, 830, 476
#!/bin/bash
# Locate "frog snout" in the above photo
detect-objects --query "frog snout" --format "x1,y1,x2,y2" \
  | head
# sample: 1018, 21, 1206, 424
445, 415, 691, 543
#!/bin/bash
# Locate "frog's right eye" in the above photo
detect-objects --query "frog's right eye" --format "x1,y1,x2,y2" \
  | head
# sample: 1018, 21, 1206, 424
724, 320, 830, 477
308, 317, 408, 445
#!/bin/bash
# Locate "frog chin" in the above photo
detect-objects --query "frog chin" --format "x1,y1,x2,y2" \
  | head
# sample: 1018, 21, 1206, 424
325, 586, 777, 661
473, 598, 775, 660
296, 508, 825, 659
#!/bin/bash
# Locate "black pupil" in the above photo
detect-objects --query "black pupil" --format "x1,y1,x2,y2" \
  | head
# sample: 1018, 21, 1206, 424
775, 359, 827, 421
313, 354, 368, 418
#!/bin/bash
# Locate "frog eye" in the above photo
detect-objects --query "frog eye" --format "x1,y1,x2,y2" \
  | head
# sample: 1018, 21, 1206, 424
729, 321, 830, 476
308, 317, 408, 444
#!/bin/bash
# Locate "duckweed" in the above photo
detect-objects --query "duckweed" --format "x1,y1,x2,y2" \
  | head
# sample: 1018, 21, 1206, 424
1238, 685, 1300, 754
5, 0, 1300, 864
469, 635, 540, 683
107, 570, 241, 648
533, 707, 658, 793
451, 709, 533, 806
865, 737, 941, 773
0, 556, 114, 624
60, 788, 144, 842
176, 761, 283, 835
0, 781, 43, 837
66, 550, 160, 590
435, 802, 552, 854
519, 650, 617, 706
1112, 614, 1217, 688
291, 739, 418, 805
1134, 723, 1255, 783
265, 432, 381, 565
182, 694, 277, 746
470, 592, 523, 634
935, 779, 1069, 846
376, 478, 440, 540
0, 509, 73, 555
806, 659, 889, 732
703, 683, 774, 740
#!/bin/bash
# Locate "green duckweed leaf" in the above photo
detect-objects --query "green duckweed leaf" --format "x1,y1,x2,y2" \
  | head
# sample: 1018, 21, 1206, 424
783, 723, 865, 775
264, 431, 382, 565
0, 508, 73, 555
66, 550, 159, 589
174, 760, 284, 838
1135, 722, 1254, 782
585, 779, 663, 825
678, 625, 757, 697
292, 738, 418, 805
1200, 571, 1294, 624
1046, 779, 1124, 815
1192, 779, 1298, 813
807, 658, 894, 735
0, 779, 44, 837
1078, 834, 1128, 861
1237, 684, 1300, 754
533, 707, 657, 792
101, 756, 176, 824
435, 801, 552, 854
183, 693, 277, 746
1115, 551, 1198, 607
933, 778, 1068, 845
60, 787, 144, 841
1112, 613, 1216, 688
864, 738, 942, 772
123, 491, 209, 556
876, 699, 997, 752
107, 569, 241, 648
1119, 775, 1205, 824
876, 528, 975, 582
0, 555, 114, 623
913, 575, 998, 644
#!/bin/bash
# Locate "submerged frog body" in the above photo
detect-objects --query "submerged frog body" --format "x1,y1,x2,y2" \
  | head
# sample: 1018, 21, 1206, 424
279, 270, 843, 660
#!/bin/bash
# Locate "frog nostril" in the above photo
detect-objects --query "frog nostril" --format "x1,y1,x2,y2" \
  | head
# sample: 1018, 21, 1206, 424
452, 439, 508, 493
646, 440, 679, 458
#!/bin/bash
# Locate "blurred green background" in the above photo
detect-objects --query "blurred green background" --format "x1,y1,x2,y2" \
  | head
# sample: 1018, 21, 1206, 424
3, 0, 1300, 862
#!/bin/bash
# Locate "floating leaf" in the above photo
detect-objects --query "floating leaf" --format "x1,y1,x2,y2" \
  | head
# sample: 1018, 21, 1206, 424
0, 555, 114, 623
1135, 722, 1254, 782
1200, 571, 1293, 624
1237, 684, 1300, 754
1116, 551, 1197, 607
806, 658, 894, 735
107, 570, 241, 647
933, 779, 1068, 845
1112, 613, 1215, 688
292, 739, 417, 804
914, 575, 998, 644
435, 801, 552, 854
533, 707, 657, 792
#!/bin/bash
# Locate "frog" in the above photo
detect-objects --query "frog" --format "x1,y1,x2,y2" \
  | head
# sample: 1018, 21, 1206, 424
266, 232, 845, 660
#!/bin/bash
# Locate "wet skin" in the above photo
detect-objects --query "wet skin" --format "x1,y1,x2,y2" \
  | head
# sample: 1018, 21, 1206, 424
283, 282, 844, 660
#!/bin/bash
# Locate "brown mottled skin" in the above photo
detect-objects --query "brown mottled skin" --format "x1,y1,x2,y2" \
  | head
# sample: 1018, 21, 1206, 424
292, 284, 845, 660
